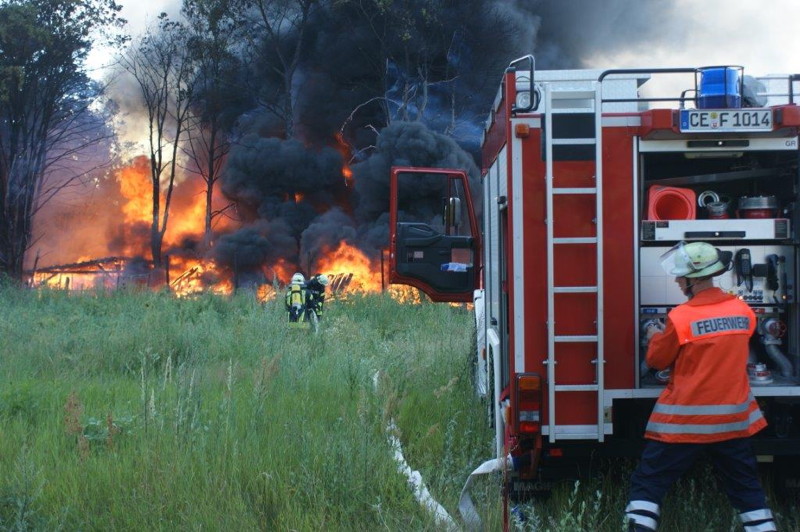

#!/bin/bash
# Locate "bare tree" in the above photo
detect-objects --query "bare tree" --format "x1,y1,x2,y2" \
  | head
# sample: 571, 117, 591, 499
183, 0, 249, 250
0, 0, 125, 280
184, 119, 230, 250
119, 14, 196, 268
246, 0, 319, 138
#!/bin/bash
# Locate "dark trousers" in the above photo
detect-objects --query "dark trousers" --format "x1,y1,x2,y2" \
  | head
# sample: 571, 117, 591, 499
629, 437, 767, 512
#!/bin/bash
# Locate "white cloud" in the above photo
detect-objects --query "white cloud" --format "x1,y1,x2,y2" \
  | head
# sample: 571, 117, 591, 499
593, 0, 800, 76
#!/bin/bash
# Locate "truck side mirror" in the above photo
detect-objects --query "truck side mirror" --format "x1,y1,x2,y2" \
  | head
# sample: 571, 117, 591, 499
444, 197, 462, 231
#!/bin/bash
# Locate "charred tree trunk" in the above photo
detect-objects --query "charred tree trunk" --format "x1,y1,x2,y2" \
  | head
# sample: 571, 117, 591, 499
0, 204, 29, 279
202, 122, 220, 251
151, 168, 162, 267
150, 227, 163, 268
204, 175, 214, 250
1, 152, 45, 279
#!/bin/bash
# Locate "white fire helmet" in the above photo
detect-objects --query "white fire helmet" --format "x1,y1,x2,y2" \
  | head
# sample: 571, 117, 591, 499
291, 272, 305, 284
659, 241, 731, 278
316, 273, 329, 286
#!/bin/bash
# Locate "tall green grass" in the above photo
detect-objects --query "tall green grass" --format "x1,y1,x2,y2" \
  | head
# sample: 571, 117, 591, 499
0, 284, 797, 531
0, 286, 493, 530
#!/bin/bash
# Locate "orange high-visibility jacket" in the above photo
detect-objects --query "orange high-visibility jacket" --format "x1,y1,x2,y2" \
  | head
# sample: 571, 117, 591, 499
644, 288, 766, 443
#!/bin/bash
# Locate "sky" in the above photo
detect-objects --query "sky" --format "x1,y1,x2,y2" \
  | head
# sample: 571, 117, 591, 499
588, 0, 800, 76
86, 0, 181, 76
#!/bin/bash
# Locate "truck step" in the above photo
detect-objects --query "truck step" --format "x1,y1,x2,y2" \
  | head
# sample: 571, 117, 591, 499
548, 431, 602, 440
554, 384, 599, 392
552, 187, 597, 195
553, 237, 597, 244
553, 286, 598, 293
551, 138, 596, 145
543, 424, 603, 440
554, 335, 598, 342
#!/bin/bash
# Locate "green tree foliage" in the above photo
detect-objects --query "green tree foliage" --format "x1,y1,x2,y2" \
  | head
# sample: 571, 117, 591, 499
0, 0, 125, 279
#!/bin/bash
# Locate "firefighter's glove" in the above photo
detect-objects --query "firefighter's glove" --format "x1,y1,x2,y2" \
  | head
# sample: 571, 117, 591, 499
645, 321, 664, 342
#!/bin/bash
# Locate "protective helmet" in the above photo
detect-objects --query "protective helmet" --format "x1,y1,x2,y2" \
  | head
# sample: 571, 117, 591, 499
291, 272, 305, 284
315, 273, 329, 286
659, 241, 731, 278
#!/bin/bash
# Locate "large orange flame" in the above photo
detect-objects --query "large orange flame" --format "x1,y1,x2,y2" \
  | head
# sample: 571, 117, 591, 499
313, 241, 382, 292
312, 241, 420, 302
118, 156, 152, 226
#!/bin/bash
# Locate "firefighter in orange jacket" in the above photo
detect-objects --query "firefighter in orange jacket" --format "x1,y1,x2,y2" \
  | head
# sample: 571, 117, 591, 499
625, 242, 776, 532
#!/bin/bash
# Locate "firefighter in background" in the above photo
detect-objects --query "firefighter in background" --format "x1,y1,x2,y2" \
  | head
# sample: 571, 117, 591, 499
285, 272, 307, 323
626, 242, 775, 532
305, 273, 329, 320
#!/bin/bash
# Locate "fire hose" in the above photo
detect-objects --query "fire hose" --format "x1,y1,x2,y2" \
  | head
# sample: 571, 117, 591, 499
373, 371, 458, 530
458, 455, 513, 531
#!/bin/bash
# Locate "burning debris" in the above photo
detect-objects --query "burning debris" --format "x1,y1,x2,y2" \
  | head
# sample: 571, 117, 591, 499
30, 121, 478, 299
31, 256, 160, 291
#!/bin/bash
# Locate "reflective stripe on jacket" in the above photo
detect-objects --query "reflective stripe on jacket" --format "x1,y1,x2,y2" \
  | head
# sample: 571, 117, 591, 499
670, 297, 754, 344
644, 288, 766, 443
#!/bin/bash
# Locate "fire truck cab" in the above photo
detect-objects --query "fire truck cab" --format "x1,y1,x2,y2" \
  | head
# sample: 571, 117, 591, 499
389, 56, 800, 499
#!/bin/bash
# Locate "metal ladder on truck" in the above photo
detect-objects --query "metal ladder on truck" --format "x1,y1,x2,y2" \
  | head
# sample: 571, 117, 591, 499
543, 83, 605, 442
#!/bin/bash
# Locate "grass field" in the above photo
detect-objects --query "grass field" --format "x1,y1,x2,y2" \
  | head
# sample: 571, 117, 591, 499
0, 284, 798, 531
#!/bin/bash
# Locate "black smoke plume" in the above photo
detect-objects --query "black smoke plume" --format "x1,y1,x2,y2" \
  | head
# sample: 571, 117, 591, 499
212, 219, 296, 272
214, 1, 678, 280
26, 0, 682, 287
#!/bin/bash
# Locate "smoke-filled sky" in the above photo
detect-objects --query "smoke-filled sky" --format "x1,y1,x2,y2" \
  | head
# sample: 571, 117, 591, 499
58, 0, 800, 281
89, 0, 800, 77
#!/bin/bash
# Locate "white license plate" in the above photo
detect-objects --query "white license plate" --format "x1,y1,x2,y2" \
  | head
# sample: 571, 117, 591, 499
679, 109, 773, 132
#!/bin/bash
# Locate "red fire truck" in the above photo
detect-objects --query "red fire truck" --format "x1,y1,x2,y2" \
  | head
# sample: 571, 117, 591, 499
388, 56, 800, 509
